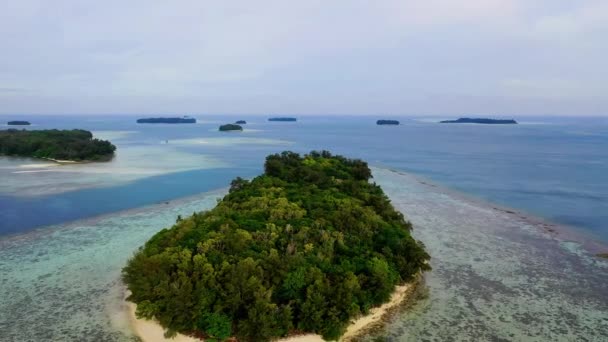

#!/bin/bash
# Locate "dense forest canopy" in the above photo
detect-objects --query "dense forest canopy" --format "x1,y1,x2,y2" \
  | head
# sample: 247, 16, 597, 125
440, 118, 517, 124
7, 120, 31, 125
219, 124, 243, 131
0, 129, 116, 161
376, 120, 399, 125
268, 117, 297, 122
137, 117, 196, 124
123, 151, 430, 341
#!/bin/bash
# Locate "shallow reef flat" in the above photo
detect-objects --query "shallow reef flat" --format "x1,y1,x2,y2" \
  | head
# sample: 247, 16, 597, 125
0, 168, 606, 341
367, 168, 608, 341
0, 146, 226, 197
0, 190, 226, 342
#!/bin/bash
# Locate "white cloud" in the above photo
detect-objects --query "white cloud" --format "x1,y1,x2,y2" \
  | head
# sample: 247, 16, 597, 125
0, 0, 606, 115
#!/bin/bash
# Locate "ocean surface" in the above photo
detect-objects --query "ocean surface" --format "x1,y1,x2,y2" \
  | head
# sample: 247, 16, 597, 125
1, 114, 607, 341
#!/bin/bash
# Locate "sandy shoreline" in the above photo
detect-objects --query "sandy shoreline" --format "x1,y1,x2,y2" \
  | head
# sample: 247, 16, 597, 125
127, 279, 418, 342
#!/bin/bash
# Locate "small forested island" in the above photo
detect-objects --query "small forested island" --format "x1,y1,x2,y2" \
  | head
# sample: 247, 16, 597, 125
377, 120, 400, 125
268, 117, 297, 122
0, 129, 116, 161
137, 117, 196, 124
123, 151, 430, 341
219, 124, 243, 132
7, 120, 31, 125
440, 118, 517, 124
235, 120, 247, 124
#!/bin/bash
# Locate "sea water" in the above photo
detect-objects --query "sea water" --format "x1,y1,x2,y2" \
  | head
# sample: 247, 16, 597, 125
370, 169, 608, 341
1, 115, 607, 341
1, 115, 606, 241
0, 190, 226, 341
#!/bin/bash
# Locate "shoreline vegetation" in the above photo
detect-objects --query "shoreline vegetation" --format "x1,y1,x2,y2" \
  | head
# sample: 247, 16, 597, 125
268, 117, 297, 122
440, 118, 518, 124
376, 120, 399, 125
137, 117, 196, 124
0, 129, 116, 162
123, 151, 430, 341
7, 120, 31, 125
219, 124, 243, 132
127, 276, 421, 342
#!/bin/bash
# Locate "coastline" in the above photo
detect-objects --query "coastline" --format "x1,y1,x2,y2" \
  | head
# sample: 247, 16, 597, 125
377, 166, 608, 256
126, 277, 421, 342
2, 164, 607, 340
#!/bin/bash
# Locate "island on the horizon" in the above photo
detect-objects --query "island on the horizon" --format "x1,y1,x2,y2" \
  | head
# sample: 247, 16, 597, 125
219, 123, 243, 132
123, 151, 430, 341
377, 119, 400, 125
0, 129, 116, 162
136, 117, 196, 124
440, 118, 518, 124
235, 120, 247, 124
268, 117, 297, 122
7, 121, 31, 126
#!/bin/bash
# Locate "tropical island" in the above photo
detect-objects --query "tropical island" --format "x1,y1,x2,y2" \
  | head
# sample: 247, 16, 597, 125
268, 117, 297, 122
440, 118, 518, 124
0, 129, 116, 162
7, 120, 31, 125
235, 120, 247, 124
137, 117, 196, 124
377, 120, 400, 125
123, 151, 430, 341
219, 124, 243, 132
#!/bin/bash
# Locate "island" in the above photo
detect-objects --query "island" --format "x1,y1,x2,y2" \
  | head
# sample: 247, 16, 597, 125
0, 129, 116, 162
235, 120, 247, 124
377, 120, 400, 125
7, 121, 31, 126
268, 117, 297, 122
440, 118, 517, 124
123, 151, 430, 341
218, 124, 243, 132
136, 117, 196, 124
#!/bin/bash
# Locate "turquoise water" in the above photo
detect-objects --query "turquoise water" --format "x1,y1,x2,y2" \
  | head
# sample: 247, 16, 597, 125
1, 115, 607, 341
1, 115, 607, 241
0, 190, 225, 341
370, 169, 608, 341
1, 169, 606, 341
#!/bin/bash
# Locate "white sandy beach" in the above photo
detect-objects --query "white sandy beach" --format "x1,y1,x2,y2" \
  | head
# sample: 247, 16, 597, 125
127, 283, 414, 342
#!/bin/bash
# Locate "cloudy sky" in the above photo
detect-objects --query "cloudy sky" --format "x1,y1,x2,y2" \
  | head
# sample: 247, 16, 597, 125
1, 0, 606, 116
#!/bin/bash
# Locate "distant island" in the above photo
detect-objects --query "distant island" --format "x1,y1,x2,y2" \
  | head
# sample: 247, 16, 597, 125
123, 151, 430, 341
268, 117, 297, 122
440, 118, 517, 124
0, 129, 116, 162
136, 117, 196, 124
377, 120, 400, 125
219, 123, 243, 132
235, 120, 247, 124
7, 121, 31, 126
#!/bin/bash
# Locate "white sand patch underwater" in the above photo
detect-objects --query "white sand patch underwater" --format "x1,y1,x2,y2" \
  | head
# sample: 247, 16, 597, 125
170, 137, 293, 146
91, 131, 138, 141
0, 146, 227, 196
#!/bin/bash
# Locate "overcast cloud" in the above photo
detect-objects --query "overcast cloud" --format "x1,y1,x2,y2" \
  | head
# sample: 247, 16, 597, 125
0, 0, 606, 115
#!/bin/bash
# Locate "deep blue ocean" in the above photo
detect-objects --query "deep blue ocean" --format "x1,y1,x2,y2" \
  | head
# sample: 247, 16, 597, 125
1, 114, 607, 243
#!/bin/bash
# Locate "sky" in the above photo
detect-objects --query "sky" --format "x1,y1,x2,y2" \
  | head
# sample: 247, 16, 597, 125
1, 0, 607, 116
